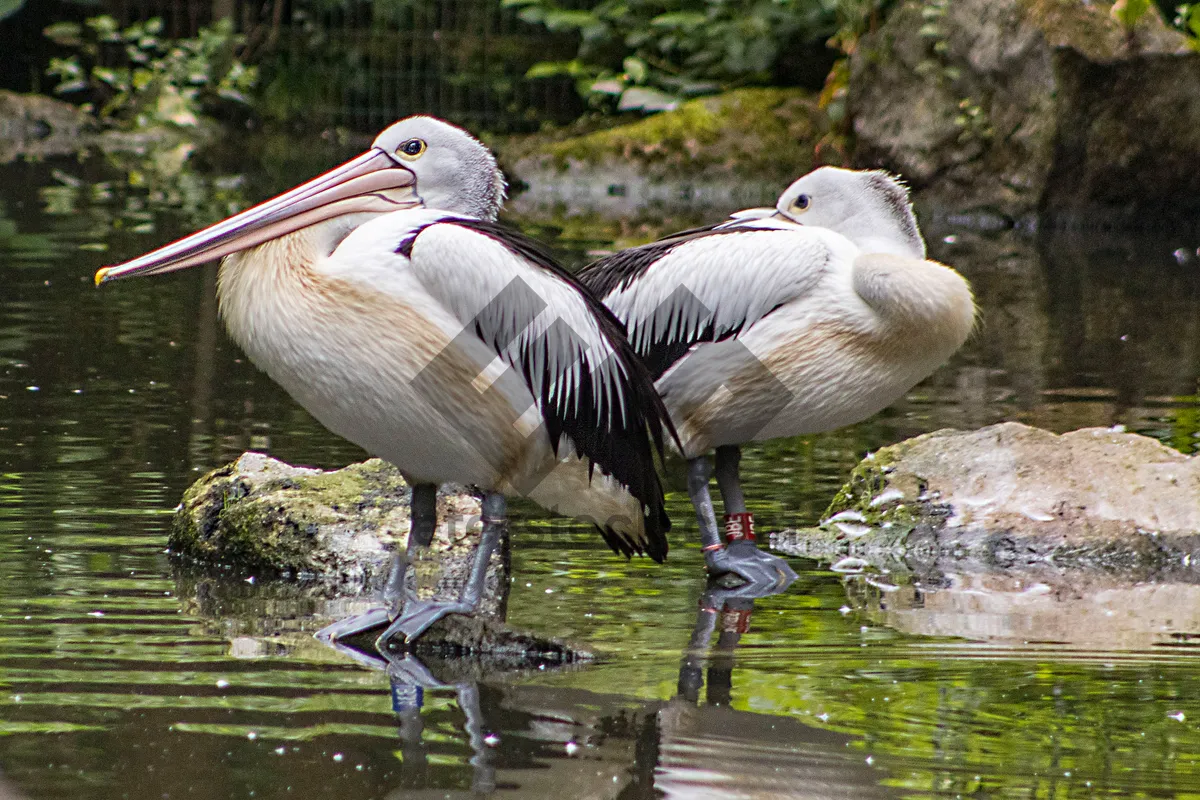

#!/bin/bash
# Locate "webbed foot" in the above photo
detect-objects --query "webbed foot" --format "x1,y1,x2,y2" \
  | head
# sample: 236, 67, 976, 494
704, 539, 797, 595
374, 598, 477, 653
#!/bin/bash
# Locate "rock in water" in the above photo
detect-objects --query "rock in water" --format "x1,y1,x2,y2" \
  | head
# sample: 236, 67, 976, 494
777, 422, 1200, 572
504, 88, 824, 215
849, 0, 1200, 222
169, 453, 589, 660
0, 91, 96, 164
171, 453, 490, 589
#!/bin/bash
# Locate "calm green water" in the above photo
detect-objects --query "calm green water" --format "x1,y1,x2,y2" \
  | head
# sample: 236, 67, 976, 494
1, 143, 1199, 799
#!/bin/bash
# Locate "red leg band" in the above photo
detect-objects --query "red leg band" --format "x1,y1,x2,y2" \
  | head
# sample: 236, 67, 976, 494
723, 512, 756, 542
720, 608, 753, 634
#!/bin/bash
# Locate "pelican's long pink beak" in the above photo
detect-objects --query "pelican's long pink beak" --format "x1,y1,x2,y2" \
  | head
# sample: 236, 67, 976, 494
95, 148, 418, 285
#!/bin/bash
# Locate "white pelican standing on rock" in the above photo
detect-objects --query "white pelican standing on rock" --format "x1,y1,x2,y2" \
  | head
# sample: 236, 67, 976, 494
580, 167, 976, 592
94, 117, 674, 649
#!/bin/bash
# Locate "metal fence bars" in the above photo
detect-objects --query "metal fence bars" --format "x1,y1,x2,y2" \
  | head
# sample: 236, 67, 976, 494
103, 0, 583, 131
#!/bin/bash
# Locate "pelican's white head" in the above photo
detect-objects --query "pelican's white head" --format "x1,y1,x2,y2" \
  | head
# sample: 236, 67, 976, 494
373, 116, 507, 222
94, 115, 509, 285
774, 167, 925, 259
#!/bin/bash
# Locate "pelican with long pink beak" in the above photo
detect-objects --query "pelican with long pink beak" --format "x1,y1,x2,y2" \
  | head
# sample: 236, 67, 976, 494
96, 116, 673, 651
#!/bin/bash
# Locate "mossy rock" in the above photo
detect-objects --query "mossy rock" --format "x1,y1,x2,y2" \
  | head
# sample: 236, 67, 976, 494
777, 422, 1200, 574
507, 88, 826, 182
170, 452, 494, 594
169, 454, 596, 659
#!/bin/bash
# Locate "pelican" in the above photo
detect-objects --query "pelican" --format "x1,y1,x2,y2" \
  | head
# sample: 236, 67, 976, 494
580, 167, 976, 590
94, 117, 674, 647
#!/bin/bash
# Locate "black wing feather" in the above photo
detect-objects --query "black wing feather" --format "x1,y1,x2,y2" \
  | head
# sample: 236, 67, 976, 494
404, 217, 676, 561
579, 226, 789, 381
578, 224, 744, 298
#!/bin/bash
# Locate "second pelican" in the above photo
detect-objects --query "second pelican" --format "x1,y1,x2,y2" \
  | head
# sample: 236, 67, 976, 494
580, 167, 976, 590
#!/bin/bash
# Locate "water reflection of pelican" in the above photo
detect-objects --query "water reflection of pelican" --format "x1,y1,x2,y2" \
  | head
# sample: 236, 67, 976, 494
348, 591, 897, 799
92, 116, 673, 649
581, 168, 976, 593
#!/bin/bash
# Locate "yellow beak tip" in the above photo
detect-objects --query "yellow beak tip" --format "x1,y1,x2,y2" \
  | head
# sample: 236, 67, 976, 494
94, 267, 111, 287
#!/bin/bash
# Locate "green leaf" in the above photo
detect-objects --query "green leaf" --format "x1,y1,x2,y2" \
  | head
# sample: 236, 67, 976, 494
86, 14, 119, 38
53, 80, 89, 95
542, 9, 599, 30
1111, 0, 1152, 28
589, 78, 625, 95
622, 56, 647, 83
131, 68, 154, 91
43, 22, 83, 46
1183, 4, 1200, 37
524, 60, 573, 79
617, 86, 680, 112
92, 67, 121, 87
649, 11, 706, 28
0, 0, 24, 22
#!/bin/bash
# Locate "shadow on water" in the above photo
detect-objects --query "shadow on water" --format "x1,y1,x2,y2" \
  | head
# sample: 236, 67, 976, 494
0, 145, 1199, 797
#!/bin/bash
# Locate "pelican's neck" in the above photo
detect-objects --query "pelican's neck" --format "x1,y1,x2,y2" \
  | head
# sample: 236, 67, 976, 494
216, 229, 325, 357
857, 232, 925, 260
215, 212, 381, 323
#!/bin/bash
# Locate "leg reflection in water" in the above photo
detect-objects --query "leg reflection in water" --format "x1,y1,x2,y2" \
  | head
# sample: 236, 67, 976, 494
388, 656, 496, 797
678, 585, 756, 706
319, 583, 897, 799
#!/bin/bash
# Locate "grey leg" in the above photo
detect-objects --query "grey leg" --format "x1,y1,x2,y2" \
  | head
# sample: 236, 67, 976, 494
382, 483, 439, 610
317, 482, 442, 645
699, 447, 798, 594
713, 445, 747, 514
375, 491, 506, 650
687, 456, 723, 551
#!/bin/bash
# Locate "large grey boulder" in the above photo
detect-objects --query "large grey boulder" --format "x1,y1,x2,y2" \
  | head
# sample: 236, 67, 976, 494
849, 0, 1200, 220
776, 422, 1200, 571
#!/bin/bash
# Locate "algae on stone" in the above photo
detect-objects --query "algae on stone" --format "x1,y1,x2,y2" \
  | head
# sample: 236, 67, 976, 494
170, 452, 553, 654
171, 452, 486, 589
508, 88, 826, 182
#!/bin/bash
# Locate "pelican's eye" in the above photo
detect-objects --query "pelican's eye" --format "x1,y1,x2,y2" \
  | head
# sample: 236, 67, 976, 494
398, 138, 427, 160
791, 193, 811, 212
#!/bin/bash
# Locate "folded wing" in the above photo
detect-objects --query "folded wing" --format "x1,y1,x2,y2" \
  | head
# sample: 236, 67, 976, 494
402, 217, 674, 559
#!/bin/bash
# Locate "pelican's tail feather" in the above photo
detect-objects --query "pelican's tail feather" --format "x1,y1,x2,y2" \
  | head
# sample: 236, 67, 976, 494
522, 455, 669, 562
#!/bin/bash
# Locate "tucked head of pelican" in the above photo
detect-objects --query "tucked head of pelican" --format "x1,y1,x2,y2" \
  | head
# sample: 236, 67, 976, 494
94, 115, 506, 286
771, 166, 924, 258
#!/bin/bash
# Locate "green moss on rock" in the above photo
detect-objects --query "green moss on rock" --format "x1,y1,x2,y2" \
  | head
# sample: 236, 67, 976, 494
171, 453, 413, 580
507, 88, 826, 181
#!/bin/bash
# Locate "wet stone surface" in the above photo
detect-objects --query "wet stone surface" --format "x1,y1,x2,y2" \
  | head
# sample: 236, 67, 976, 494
776, 422, 1200, 575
